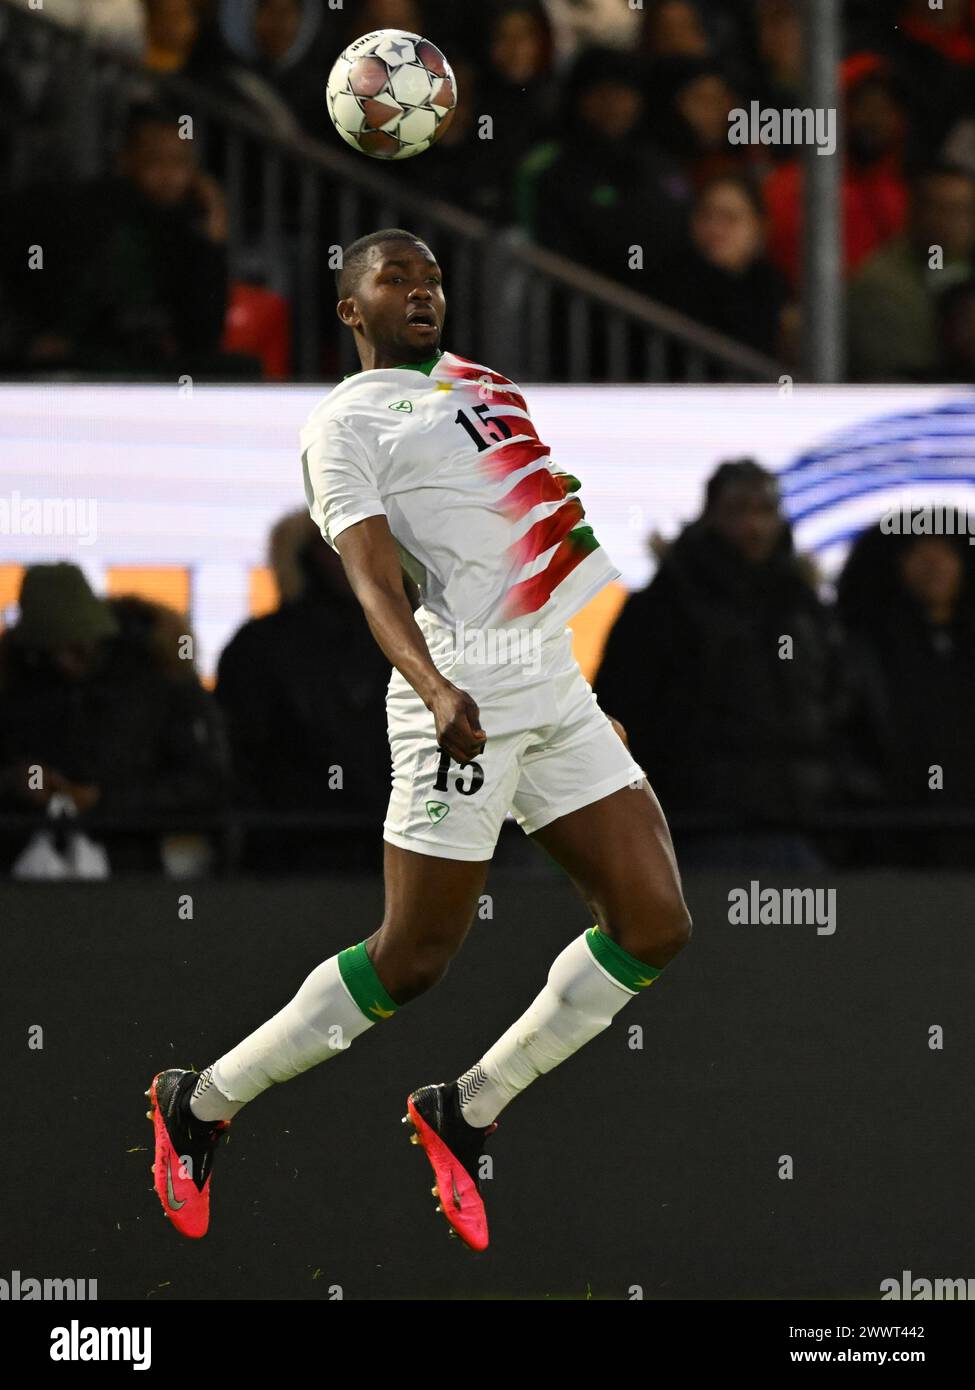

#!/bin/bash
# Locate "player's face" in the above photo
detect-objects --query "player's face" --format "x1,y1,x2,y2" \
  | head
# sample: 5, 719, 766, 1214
351, 243, 446, 362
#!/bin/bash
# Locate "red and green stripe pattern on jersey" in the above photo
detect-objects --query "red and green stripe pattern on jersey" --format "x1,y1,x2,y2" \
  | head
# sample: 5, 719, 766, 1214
438, 354, 607, 620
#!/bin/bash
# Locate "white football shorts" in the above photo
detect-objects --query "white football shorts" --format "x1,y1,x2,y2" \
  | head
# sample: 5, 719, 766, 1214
382, 612, 647, 861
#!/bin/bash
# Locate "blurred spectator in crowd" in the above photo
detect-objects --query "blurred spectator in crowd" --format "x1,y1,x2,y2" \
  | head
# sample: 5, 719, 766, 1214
407, 58, 496, 217
650, 58, 757, 188
341, 0, 424, 47
216, 0, 330, 140
837, 511, 975, 867
764, 53, 909, 288
0, 565, 228, 873
640, 0, 711, 59
541, 0, 641, 64
750, 0, 802, 118
934, 277, 975, 381
478, 3, 558, 201
638, 0, 750, 83
943, 109, 975, 180
883, 0, 975, 166
517, 46, 688, 285
3, 0, 145, 56
0, 0, 145, 187
651, 174, 791, 358
411, 6, 556, 224
847, 163, 975, 380
215, 513, 396, 871
16, 103, 236, 373
595, 460, 863, 870
142, 0, 203, 75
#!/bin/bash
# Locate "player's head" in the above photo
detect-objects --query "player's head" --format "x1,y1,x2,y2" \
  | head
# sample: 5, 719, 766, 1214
704, 458, 784, 565
336, 229, 445, 366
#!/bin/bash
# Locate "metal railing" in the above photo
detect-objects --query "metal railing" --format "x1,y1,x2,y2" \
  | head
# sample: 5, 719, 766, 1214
1, 804, 973, 877
1, 0, 785, 384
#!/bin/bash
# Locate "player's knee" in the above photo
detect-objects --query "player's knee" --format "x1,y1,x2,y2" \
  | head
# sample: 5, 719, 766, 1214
607, 884, 692, 966
403, 948, 452, 1000
663, 898, 693, 956
374, 934, 454, 1003
652, 888, 692, 958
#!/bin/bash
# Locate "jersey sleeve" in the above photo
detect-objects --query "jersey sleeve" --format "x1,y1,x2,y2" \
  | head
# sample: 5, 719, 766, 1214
300, 414, 388, 550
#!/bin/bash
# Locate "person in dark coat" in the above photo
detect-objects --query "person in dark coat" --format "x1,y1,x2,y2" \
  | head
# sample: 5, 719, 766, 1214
836, 509, 975, 867
0, 565, 229, 873
215, 0, 331, 140
215, 514, 398, 870
19, 102, 230, 373
594, 459, 858, 869
516, 46, 689, 286
650, 173, 791, 358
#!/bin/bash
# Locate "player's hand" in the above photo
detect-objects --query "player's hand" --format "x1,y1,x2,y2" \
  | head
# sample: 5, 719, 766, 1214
428, 680, 487, 765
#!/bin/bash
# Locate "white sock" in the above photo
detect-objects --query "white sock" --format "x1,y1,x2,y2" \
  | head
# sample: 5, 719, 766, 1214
456, 929, 654, 1128
189, 952, 380, 1121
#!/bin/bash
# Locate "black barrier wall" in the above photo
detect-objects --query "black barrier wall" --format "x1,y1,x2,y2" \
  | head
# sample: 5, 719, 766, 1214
1, 868, 973, 1301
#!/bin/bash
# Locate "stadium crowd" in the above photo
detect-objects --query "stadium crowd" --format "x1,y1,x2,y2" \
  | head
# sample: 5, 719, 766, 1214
1, 0, 974, 378
3, 471, 975, 876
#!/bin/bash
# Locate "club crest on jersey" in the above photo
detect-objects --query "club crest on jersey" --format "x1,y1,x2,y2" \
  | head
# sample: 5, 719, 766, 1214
388, 399, 413, 412
425, 800, 449, 823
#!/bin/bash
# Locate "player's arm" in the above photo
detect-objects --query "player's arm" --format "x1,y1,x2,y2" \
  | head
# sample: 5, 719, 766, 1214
334, 514, 487, 763
606, 715, 630, 750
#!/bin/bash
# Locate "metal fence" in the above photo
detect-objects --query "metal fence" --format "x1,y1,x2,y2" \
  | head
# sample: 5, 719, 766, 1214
1, 0, 785, 384
2, 804, 973, 877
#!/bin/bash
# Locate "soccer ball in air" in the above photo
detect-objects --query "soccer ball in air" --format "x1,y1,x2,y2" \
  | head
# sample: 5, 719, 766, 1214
326, 29, 457, 160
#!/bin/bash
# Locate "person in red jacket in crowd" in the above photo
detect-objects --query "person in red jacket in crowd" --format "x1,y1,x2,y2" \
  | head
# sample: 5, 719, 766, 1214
763, 52, 910, 289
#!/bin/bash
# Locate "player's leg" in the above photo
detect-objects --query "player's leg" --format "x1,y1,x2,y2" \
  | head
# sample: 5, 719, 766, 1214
453, 682, 691, 1131
187, 841, 489, 1122
532, 775, 690, 966
455, 779, 689, 1128
367, 841, 491, 1001
148, 842, 488, 1237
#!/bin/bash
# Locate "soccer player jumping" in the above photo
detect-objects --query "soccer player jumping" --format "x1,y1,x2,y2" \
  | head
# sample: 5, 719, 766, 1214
147, 230, 691, 1251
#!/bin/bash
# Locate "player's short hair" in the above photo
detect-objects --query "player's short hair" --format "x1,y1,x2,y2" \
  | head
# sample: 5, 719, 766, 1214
335, 228, 431, 299
705, 458, 776, 511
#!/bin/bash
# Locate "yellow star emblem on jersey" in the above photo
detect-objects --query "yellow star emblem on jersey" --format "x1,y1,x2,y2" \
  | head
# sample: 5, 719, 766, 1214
434, 381, 453, 392
369, 1001, 396, 1019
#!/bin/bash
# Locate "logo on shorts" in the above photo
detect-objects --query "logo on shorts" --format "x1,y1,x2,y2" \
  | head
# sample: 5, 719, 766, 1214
388, 399, 413, 412
425, 800, 449, 823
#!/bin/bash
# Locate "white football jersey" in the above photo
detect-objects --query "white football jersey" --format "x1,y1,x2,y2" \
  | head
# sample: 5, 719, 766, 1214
300, 349, 620, 639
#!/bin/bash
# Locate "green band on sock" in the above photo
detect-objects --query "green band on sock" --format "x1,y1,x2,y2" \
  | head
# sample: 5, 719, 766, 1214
337, 942, 400, 1022
585, 926, 662, 991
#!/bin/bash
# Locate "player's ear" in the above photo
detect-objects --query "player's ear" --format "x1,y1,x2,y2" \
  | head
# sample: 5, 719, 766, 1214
336, 297, 360, 328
